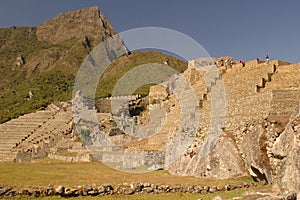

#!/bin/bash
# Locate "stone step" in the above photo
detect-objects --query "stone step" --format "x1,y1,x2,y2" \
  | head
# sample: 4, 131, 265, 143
0, 153, 17, 158
28, 134, 54, 139
9, 117, 48, 121
0, 146, 12, 151
0, 139, 22, 143
0, 154, 17, 162
26, 110, 55, 115
269, 109, 299, 115
0, 130, 32, 134
15, 117, 52, 122
0, 131, 31, 135
17, 114, 53, 119
26, 134, 53, 141
86, 145, 123, 152
5, 121, 44, 126
0, 137, 30, 142
68, 149, 89, 153
271, 89, 300, 100
0, 130, 36, 134
90, 152, 124, 163
7, 118, 48, 122
0, 138, 30, 143
0, 155, 14, 160
28, 137, 54, 144
0, 134, 34, 140
271, 99, 299, 111
0, 149, 16, 154
0, 128, 38, 132
0, 124, 40, 128
0, 142, 17, 146
89, 150, 124, 155
0, 132, 30, 136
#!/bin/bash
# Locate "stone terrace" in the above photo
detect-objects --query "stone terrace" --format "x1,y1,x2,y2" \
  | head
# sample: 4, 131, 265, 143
187, 59, 298, 131
0, 102, 73, 162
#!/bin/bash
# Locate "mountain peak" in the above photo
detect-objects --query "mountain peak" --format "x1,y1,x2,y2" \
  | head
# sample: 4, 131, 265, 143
36, 6, 116, 44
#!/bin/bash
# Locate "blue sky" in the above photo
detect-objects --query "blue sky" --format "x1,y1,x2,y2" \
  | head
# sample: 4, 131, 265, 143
0, 0, 299, 63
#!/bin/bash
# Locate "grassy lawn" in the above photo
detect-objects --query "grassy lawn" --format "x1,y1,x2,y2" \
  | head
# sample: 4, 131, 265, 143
0, 159, 254, 188
0, 159, 271, 200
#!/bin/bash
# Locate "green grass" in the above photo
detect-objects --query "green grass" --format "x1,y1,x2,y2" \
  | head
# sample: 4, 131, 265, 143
0, 27, 49, 61
0, 159, 254, 188
0, 159, 268, 199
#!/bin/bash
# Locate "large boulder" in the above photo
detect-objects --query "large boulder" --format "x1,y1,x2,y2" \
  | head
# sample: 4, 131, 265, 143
240, 123, 273, 183
168, 134, 247, 179
272, 114, 300, 195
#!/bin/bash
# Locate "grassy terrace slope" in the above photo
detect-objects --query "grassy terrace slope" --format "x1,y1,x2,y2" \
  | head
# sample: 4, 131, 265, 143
0, 27, 187, 123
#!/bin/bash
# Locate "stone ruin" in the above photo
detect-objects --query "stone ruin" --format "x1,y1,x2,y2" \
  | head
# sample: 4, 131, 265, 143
0, 57, 299, 196
72, 58, 300, 195
166, 59, 300, 196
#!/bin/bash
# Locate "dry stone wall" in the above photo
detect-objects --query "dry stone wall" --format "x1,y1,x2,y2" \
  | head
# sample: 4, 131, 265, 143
0, 181, 256, 198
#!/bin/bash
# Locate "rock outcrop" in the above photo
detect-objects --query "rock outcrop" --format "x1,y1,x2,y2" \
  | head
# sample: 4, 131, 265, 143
36, 6, 115, 44
272, 113, 300, 195
169, 134, 247, 179
240, 123, 273, 183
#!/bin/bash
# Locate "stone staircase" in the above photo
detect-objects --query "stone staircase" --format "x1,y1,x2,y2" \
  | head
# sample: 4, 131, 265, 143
185, 61, 243, 130
0, 102, 73, 162
262, 63, 300, 90
255, 64, 277, 92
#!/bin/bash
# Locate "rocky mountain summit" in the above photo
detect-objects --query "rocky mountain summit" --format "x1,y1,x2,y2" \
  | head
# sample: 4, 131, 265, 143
0, 6, 185, 123
36, 6, 115, 44
0, 6, 115, 123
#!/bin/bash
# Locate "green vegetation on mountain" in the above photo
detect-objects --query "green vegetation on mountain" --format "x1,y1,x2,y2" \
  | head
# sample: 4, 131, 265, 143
0, 26, 83, 123
0, 27, 187, 123
0, 70, 74, 123
96, 50, 187, 98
